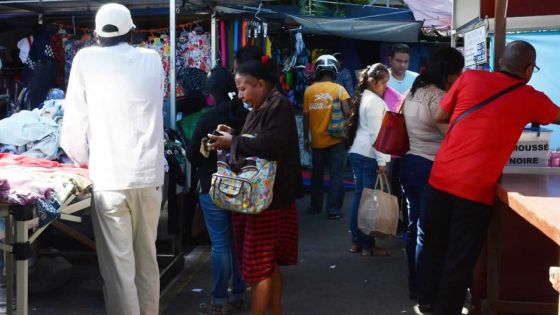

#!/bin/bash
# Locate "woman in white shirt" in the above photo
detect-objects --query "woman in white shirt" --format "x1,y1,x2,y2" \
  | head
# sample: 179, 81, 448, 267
399, 47, 464, 306
348, 63, 391, 257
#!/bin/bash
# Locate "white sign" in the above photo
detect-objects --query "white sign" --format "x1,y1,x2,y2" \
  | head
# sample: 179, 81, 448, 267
464, 26, 487, 68
508, 140, 551, 167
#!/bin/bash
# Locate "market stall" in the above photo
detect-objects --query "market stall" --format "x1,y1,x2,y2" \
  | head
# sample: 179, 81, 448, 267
452, 1, 560, 314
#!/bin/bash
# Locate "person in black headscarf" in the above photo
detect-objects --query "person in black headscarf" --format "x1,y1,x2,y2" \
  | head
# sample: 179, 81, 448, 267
187, 65, 248, 314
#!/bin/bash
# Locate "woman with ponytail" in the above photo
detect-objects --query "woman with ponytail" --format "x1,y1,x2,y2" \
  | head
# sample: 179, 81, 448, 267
347, 63, 391, 257
399, 47, 464, 307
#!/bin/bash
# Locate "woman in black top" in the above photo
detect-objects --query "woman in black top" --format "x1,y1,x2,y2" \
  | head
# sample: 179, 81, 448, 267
187, 66, 248, 314
209, 59, 303, 315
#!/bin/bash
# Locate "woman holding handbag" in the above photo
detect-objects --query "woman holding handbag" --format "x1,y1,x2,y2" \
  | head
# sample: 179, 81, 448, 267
399, 47, 464, 304
347, 63, 391, 257
208, 57, 303, 315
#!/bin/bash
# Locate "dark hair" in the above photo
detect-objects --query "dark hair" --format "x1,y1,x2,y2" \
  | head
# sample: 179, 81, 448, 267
235, 45, 263, 65
347, 63, 389, 143
236, 59, 277, 86
390, 44, 411, 57
410, 47, 464, 95
207, 65, 236, 102
97, 29, 133, 47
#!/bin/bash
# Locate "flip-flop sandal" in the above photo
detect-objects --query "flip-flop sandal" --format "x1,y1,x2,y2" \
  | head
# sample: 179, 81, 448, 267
371, 247, 391, 257
349, 245, 362, 253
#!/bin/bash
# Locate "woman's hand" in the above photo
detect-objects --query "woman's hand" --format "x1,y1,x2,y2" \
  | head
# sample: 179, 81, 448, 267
216, 124, 233, 134
378, 165, 387, 175
208, 131, 233, 150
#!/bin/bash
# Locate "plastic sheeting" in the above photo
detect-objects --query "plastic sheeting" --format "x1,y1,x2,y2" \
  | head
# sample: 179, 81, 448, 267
291, 15, 422, 43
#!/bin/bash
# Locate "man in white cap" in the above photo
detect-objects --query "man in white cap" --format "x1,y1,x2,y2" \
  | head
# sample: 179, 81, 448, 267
61, 3, 164, 315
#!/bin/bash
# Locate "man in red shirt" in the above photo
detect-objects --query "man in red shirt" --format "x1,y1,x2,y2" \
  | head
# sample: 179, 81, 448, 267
419, 40, 560, 315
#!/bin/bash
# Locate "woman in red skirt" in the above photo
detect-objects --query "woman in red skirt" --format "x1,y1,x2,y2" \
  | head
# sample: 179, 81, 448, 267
209, 57, 303, 315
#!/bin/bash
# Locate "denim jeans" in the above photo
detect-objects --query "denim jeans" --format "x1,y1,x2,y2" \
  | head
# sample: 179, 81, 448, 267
400, 154, 433, 294
199, 194, 246, 305
348, 153, 377, 249
310, 142, 346, 216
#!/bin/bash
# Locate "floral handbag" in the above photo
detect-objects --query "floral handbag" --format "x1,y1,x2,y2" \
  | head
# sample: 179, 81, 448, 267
210, 137, 277, 214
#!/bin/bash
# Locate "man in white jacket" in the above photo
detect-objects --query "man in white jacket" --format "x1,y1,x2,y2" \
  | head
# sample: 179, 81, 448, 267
60, 3, 165, 315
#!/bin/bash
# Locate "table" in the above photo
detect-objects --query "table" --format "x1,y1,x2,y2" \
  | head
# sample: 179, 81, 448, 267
0, 194, 91, 315
478, 173, 560, 315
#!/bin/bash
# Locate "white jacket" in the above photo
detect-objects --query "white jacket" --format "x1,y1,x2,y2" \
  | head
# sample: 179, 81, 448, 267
61, 43, 165, 191
349, 89, 390, 166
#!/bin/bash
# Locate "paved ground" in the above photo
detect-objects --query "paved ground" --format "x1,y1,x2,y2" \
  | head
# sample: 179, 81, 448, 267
162, 193, 420, 315
6, 192, 420, 315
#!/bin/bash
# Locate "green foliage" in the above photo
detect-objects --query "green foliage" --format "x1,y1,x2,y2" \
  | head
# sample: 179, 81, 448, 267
298, 0, 346, 17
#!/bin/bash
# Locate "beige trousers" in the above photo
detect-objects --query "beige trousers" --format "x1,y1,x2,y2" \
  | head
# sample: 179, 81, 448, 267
91, 186, 162, 315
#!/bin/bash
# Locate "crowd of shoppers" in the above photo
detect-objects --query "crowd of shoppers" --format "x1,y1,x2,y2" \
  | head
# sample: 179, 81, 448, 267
58, 4, 560, 315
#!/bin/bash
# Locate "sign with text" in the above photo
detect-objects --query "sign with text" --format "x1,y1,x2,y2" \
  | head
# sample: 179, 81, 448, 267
464, 26, 487, 68
507, 130, 552, 167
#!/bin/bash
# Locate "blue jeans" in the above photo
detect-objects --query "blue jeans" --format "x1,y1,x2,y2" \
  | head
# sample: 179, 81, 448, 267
310, 142, 346, 216
199, 194, 246, 305
400, 154, 433, 294
348, 153, 378, 249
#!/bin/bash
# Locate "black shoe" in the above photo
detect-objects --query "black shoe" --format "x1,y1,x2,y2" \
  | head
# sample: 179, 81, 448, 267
327, 214, 342, 220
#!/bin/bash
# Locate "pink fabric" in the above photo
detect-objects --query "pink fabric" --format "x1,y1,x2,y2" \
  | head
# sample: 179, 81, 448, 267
404, 0, 452, 30
0, 153, 90, 205
383, 86, 404, 112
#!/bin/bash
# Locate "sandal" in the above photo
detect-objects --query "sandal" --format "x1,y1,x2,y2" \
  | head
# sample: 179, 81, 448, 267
362, 247, 391, 257
199, 301, 232, 315
349, 245, 362, 253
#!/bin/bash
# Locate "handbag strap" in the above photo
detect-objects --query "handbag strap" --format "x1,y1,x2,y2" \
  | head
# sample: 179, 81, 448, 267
447, 81, 525, 133
374, 173, 391, 194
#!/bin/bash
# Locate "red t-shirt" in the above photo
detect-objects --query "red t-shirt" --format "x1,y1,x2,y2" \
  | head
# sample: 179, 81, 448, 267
429, 70, 560, 205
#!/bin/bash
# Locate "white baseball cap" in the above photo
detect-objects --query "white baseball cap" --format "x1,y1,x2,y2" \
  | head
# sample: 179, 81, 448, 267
95, 3, 136, 38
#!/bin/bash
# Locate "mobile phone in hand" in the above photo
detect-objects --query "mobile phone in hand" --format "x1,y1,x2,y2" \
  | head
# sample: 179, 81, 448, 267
208, 130, 222, 144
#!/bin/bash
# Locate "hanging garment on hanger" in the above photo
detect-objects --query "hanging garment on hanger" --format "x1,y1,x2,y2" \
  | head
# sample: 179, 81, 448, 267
227, 21, 234, 69
266, 37, 272, 57
220, 20, 226, 67
241, 20, 247, 47
233, 20, 239, 56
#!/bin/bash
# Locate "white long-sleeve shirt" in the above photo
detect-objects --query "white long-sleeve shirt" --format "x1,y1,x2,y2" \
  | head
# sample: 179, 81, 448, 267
61, 43, 165, 191
349, 89, 390, 166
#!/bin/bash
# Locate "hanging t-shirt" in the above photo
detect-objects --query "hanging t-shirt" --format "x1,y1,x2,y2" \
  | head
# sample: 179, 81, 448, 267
303, 81, 350, 149
388, 69, 418, 95
429, 70, 560, 205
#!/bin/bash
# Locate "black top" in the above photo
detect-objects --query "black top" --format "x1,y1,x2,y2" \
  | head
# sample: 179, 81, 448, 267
233, 88, 304, 209
187, 101, 247, 194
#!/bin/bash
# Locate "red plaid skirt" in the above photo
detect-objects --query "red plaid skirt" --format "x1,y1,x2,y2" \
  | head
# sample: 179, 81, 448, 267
232, 203, 298, 283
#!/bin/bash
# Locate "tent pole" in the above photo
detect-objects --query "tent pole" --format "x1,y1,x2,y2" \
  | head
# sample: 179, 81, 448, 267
211, 11, 217, 68
493, 0, 508, 70
170, 0, 176, 129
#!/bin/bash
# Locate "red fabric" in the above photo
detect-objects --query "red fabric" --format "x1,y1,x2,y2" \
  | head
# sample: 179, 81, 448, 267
232, 203, 298, 283
430, 70, 560, 205
0, 153, 88, 176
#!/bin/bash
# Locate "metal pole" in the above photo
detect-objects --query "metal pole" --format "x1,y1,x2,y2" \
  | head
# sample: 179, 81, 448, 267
211, 12, 217, 68
16, 221, 28, 315
169, 0, 177, 130
6, 214, 14, 315
493, 0, 508, 71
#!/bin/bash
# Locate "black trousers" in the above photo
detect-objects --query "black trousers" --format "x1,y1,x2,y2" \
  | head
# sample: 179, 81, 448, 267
419, 186, 492, 315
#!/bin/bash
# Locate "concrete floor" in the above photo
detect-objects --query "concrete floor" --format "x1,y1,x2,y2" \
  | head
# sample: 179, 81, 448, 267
162, 193, 420, 315
9, 192, 420, 315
